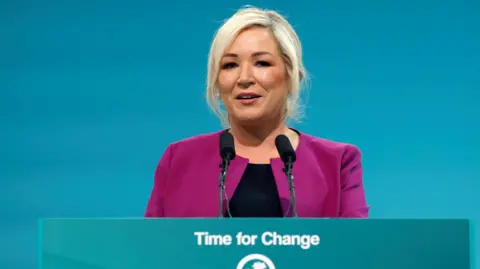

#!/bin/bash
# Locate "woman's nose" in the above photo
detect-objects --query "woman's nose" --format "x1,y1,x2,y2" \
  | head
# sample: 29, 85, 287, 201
237, 65, 255, 89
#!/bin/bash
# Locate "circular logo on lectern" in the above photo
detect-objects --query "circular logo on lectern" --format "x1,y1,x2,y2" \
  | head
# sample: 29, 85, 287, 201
236, 253, 275, 269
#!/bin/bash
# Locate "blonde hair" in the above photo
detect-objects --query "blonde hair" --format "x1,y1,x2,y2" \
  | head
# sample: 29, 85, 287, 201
206, 6, 309, 127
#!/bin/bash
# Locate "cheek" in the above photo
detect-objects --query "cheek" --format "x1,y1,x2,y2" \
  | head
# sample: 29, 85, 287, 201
255, 69, 288, 94
217, 72, 237, 94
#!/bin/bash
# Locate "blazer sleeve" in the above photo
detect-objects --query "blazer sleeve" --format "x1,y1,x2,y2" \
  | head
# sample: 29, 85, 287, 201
339, 145, 370, 218
144, 144, 174, 218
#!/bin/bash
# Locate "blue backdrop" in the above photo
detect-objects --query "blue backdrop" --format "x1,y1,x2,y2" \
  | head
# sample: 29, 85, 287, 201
1, 0, 478, 268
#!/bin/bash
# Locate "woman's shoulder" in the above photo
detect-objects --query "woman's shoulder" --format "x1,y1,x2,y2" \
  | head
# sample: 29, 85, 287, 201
299, 132, 362, 159
164, 130, 223, 155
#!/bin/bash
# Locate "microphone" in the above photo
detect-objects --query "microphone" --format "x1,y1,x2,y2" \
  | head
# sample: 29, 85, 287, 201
275, 134, 298, 217
218, 131, 236, 217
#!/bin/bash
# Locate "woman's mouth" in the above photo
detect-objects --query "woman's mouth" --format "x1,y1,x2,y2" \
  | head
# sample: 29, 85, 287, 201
236, 93, 262, 105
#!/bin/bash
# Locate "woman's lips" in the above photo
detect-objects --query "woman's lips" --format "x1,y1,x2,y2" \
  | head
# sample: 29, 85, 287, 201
237, 96, 261, 105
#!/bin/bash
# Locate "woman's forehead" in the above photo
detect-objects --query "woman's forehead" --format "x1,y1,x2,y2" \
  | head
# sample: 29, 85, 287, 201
224, 27, 279, 56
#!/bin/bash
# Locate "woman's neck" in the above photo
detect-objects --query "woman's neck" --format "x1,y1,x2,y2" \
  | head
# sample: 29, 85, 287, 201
228, 119, 297, 163
229, 119, 287, 147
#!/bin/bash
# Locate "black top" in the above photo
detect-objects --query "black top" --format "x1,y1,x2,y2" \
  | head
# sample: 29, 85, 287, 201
227, 163, 283, 217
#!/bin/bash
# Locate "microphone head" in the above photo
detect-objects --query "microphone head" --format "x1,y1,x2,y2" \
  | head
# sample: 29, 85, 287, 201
275, 134, 296, 163
219, 131, 236, 160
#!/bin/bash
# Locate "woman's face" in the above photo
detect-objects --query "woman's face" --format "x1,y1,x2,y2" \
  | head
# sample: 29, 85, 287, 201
217, 26, 289, 125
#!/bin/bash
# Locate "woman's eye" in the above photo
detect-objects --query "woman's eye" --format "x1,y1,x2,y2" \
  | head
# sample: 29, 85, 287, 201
255, 61, 271, 67
222, 62, 237, 69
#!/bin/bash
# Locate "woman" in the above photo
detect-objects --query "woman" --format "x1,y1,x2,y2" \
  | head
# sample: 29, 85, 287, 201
145, 7, 369, 218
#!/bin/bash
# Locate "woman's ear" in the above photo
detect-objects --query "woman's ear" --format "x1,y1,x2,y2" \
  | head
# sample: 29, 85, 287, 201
214, 85, 221, 98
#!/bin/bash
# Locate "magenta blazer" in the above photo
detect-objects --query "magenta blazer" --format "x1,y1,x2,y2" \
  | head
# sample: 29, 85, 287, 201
145, 130, 369, 218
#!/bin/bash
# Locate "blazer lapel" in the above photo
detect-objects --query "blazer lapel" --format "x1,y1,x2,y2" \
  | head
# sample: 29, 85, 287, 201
220, 155, 300, 217
271, 158, 293, 217
223, 157, 249, 216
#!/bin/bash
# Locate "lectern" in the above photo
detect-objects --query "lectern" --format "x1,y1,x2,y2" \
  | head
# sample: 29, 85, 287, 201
39, 218, 472, 269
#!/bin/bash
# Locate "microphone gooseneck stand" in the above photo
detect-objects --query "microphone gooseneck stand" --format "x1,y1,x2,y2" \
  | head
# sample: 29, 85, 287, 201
282, 156, 298, 218
218, 153, 232, 218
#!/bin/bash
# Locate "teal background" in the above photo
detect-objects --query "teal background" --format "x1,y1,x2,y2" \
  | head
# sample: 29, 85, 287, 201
1, 0, 478, 268
40, 219, 471, 268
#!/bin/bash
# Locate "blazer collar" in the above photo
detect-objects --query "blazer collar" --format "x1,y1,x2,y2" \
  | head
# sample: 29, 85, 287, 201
221, 128, 308, 217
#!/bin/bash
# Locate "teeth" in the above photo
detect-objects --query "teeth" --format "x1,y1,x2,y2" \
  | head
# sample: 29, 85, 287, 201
238, 95, 257, 99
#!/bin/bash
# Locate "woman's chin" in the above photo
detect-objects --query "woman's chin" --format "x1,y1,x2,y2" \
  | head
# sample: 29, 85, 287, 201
231, 112, 269, 125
